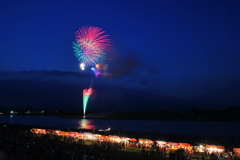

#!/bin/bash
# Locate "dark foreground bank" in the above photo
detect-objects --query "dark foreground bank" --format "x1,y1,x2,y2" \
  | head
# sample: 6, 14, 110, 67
0, 123, 151, 160
0, 123, 240, 160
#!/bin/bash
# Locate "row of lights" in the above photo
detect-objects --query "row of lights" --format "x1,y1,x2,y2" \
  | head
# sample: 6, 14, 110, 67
8, 111, 71, 114
10, 110, 45, 114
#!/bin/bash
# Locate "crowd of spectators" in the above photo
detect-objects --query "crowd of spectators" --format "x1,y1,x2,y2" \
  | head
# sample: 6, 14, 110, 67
76, 127, 240, 151
0, 124, 124, 160
1, 123, 240, 160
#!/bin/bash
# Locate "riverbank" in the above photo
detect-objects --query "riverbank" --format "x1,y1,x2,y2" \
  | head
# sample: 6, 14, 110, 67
1, 123, 239, 160
1, 121, 240, 150
0, 123, 177, 160
0, 123, 149, 160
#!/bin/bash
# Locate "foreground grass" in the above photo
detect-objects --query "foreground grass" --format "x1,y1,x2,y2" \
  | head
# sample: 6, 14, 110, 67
189, 154, 231, 160
47, 138, 163, 160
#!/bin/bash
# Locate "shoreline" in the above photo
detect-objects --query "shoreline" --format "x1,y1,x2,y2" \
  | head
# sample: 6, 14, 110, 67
1, 114, 240, 122
59, 115, 240, 122
1, 122, 240, 150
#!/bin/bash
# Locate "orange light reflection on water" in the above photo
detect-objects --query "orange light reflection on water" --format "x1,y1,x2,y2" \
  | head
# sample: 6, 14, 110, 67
78, 119, 95, 130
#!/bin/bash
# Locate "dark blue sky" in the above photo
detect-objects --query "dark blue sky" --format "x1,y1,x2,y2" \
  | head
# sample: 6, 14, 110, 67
0, 0, 240, 111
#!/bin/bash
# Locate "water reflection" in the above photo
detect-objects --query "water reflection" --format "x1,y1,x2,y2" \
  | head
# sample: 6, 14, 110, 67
10, 115, 13, 124
78, 119, 95, 130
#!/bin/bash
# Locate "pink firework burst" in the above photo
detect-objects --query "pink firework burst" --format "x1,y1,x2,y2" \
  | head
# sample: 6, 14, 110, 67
74, 26, 111, 64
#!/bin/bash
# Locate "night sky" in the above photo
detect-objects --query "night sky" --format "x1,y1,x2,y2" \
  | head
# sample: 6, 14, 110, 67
0, 0, 240, 111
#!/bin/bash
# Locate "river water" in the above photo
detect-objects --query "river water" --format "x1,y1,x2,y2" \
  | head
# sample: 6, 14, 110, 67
0, 115, 239, 137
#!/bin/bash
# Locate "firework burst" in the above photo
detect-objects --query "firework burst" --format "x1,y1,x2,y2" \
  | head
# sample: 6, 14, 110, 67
73, 26, 111, 67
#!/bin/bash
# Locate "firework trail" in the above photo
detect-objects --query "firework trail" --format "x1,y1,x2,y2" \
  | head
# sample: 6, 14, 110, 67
83, 87, 93, 117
